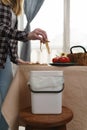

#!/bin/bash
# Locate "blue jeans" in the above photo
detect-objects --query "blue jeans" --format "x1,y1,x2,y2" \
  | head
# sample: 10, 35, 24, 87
0, 56, 13, 130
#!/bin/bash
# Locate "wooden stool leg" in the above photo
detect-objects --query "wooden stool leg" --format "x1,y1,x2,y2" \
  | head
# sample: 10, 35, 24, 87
25, 125, 66, 130
57, 125, 66, 130
25, 126, 30, 130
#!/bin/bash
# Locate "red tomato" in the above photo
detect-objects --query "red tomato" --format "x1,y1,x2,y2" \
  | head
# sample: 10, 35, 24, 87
52, 56, 59, 63
57, 57, 70, 63
52, 56, 70, 63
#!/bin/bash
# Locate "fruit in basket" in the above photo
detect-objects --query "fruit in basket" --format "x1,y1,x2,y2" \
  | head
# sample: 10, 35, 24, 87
52, 53, 70, 63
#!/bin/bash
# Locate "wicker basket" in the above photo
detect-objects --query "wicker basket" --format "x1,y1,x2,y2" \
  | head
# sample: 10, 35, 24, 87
67, 45, 87, 66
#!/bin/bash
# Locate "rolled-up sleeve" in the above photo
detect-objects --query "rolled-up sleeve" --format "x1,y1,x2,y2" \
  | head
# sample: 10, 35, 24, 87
0, 24, 28, 42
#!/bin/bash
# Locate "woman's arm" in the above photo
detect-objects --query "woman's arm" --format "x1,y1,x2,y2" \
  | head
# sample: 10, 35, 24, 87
0, 3, 48, 43
0, 3, 28, 42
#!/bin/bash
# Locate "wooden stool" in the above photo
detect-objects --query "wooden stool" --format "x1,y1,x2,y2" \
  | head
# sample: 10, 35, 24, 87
19, 106, 73, 130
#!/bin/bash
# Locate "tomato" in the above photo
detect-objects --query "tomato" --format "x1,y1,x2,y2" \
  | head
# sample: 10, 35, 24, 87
52, 56, 70, 63
57, 57, 70, 63
52, 56, 59, 63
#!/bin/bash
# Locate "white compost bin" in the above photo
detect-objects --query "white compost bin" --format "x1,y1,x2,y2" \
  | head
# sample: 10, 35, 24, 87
29, 71, 64, 114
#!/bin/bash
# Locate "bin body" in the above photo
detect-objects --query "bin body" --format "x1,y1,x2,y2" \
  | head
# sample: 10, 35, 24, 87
29, 71, 64, 114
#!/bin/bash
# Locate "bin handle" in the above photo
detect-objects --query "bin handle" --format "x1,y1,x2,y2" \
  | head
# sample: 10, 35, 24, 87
29, 84, 64, 93
70, 45, 87, 54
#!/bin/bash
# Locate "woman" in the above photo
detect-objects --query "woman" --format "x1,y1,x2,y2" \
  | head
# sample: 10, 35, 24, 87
0, 0, 48, 129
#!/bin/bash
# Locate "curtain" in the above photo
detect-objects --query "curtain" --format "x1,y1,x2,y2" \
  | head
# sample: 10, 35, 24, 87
20, 0, 45, 61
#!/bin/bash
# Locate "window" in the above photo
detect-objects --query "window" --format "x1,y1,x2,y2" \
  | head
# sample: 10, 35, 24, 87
19, 0, 87, 62
29, 0, 64, 63
70, 0, 87, 51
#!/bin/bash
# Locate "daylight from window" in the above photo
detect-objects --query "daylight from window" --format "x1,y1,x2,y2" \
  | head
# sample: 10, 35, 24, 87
29, 0, 64, 63
23, 0, 87, 63
70, 0, 87, 50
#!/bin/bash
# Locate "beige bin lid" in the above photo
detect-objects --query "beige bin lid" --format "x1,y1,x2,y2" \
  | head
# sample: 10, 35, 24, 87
28, 71, 64, 93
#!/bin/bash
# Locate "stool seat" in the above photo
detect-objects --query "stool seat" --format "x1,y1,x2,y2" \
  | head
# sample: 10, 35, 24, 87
19, 106, 73, 130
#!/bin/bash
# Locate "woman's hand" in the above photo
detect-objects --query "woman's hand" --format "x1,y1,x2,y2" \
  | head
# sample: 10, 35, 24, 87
17, 58, 31, 65
27, 28, 48, 43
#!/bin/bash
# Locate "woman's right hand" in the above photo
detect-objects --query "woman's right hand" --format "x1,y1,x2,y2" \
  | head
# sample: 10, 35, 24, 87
27, 28, 48, 43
